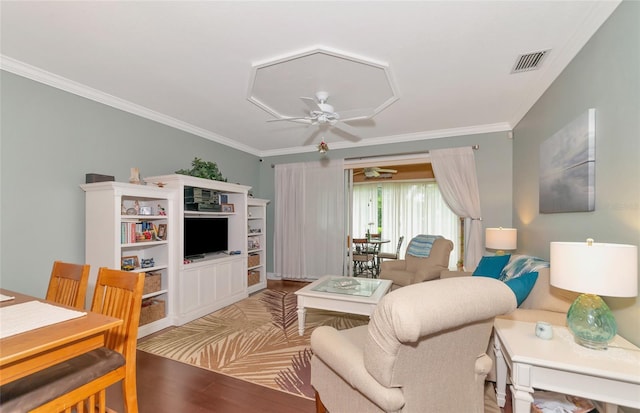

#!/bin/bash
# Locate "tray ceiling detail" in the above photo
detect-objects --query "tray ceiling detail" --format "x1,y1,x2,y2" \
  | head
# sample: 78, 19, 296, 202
247, 47, 399, 120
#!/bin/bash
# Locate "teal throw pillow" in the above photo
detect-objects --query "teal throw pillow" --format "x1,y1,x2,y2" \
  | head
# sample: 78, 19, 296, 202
472, 255, 511, 279
504, 271, 539, 306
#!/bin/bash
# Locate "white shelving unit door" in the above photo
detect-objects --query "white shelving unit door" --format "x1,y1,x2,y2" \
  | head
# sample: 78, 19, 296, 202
247, 198, 269, 294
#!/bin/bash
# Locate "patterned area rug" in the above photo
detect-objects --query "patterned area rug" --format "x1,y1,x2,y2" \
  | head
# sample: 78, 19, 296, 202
137, 289, 368, 399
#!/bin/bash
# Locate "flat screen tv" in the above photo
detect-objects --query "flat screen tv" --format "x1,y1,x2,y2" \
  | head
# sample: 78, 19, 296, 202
183, 217, 228, 258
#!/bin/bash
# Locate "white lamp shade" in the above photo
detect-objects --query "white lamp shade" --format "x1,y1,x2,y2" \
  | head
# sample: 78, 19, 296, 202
550, 241, 638, 297
485, 228, 517, 250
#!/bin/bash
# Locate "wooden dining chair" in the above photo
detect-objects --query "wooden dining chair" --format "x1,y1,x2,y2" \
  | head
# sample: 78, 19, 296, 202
1, 268, 144, 413
46, 260, 91, 309
83, 267, 145, 413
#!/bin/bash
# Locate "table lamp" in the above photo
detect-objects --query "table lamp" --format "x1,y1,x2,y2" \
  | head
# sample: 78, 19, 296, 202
550, 239, 638, 350
485, 227, 517, 255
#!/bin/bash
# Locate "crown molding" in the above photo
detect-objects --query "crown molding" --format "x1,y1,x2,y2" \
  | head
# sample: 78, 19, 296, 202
0, 55, 261, 156
256, 122, 512, 157
2, 55, 511, 159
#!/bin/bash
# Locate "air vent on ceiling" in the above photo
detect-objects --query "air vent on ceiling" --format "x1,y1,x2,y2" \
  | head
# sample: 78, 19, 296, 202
511, 50, 550, 73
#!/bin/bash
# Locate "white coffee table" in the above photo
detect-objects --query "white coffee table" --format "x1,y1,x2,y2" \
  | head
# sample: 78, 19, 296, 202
294, 275, 392, 336
493, 318, 640, 413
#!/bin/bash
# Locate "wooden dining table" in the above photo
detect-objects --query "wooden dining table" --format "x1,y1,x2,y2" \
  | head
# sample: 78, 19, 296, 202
0, 288, 122, 386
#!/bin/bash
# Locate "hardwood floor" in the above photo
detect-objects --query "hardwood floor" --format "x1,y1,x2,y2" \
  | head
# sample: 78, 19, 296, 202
129, 350, 315, 413
108, 279, 510, 412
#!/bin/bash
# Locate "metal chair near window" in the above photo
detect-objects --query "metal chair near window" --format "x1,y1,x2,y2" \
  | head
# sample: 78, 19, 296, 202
378, 236, 405, 262
352, 238, 377, 277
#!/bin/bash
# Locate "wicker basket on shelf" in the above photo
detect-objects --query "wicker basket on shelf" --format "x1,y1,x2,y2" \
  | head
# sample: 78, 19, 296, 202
139, 299, 165, 325
248, 271, 260, 286
247, 254, 260, 268
143, 272, 161, 295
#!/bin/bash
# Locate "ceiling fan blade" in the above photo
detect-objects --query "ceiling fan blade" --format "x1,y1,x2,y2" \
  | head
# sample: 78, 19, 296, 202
303, 127, 323, 146
332, 120, 361, 137
300, 97, 321, 112
267, 116, 311, 122
338, 108, 375, 122
376, 168, 397, 173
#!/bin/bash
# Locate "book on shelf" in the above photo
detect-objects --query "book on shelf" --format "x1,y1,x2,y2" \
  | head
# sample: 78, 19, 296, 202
121, 221, 159, 244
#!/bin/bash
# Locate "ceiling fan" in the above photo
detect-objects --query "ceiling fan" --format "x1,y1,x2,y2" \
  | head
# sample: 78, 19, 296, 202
267, 91, 374, 138
354, 167, 398, 178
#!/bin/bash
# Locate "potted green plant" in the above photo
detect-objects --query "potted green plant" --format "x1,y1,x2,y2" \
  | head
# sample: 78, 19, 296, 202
176, 157, 227, 182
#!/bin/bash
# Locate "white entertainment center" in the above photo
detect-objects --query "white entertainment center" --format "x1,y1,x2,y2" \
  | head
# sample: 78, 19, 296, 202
82, 174, 269, 337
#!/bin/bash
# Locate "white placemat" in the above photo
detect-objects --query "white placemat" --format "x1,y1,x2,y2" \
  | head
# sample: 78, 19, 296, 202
0, 301, 87, 339
0, 294, 15, 302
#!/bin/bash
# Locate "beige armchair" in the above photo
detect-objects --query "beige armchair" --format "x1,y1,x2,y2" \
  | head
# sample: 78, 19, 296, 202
379, 236, 453, 289
310, 277, 517, 413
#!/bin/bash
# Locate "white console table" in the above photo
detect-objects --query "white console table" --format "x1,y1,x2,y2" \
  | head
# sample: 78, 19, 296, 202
493, 318, 640, 413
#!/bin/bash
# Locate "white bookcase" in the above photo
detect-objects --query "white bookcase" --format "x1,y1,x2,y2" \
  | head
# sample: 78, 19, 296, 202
145, 174, 252, 325
247, 198, 269, 294
81, 181, 175, 338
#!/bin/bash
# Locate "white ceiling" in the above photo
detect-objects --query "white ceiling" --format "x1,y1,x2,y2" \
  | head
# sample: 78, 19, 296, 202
0, 1, 620, 157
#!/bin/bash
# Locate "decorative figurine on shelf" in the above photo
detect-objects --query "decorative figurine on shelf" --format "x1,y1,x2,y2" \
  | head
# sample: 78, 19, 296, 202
134, 200, 140, 214
141, 258, 155, 269
157, 204, 166, 216
129, 167, 141, 184
121, 203, 127, 215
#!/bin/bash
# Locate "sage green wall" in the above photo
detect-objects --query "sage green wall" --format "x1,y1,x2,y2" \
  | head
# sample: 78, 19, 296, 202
260, 132, 514, 274
0, 69, 513, 300
513, 1, 640, 346
0, 70, 260, 297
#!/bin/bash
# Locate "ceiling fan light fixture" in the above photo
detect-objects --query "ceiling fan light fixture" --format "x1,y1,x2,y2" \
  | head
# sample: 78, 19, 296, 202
318, 140, 329, 154
266, 91, 371, 141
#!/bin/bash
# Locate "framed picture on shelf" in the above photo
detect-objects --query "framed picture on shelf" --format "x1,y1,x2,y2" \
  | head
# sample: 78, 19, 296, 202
221, 203, 235, 213
121, 255, 139, 271
157, 224, 167, 240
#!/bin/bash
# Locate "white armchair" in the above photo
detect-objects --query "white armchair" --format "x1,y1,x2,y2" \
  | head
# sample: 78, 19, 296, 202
310, 277, 517, 413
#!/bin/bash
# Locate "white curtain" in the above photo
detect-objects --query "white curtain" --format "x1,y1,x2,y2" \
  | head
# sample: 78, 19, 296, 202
380, 182, 459, 268
274, 159, 345, 280
351, 185, 378, 238
430, 147, 483, 271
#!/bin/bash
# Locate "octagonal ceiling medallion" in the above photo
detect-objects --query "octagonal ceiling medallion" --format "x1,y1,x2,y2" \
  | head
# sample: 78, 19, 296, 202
247, 46, 399, 121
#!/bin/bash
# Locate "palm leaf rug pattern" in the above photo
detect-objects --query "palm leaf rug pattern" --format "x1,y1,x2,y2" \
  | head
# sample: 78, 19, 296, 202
137, 289, 368, 399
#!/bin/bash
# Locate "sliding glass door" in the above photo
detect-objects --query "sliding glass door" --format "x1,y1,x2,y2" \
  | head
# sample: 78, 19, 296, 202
351, 180, 460, 269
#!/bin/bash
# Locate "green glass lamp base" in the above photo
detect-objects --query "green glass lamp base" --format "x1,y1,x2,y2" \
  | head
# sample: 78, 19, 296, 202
566, 293, 617, 350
